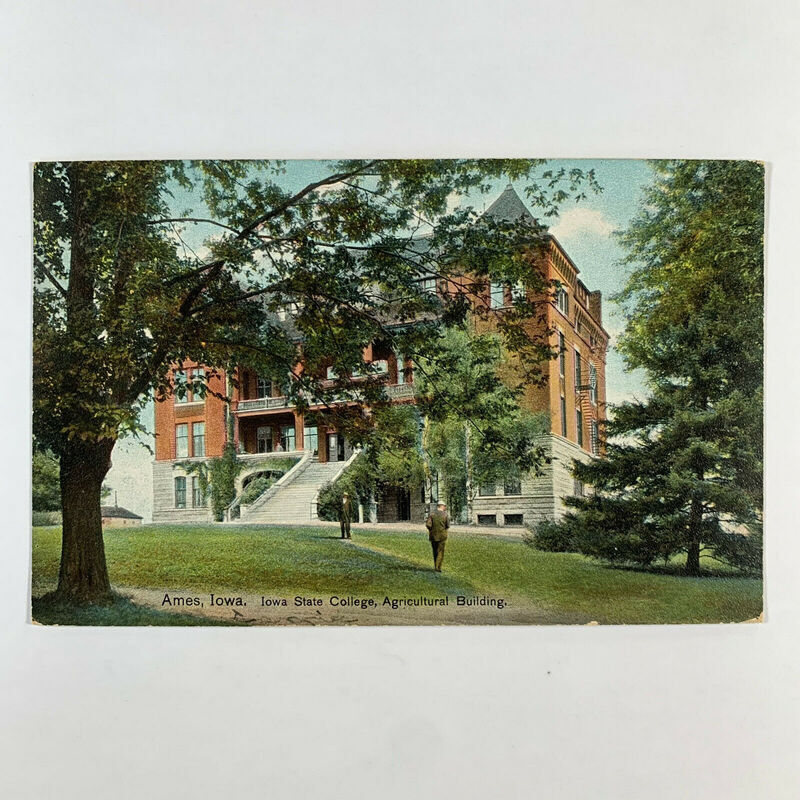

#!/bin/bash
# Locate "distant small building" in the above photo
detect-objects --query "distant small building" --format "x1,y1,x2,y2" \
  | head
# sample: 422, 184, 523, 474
101, 505, 143, 528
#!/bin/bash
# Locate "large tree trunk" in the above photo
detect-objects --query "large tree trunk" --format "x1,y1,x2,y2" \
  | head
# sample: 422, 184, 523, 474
686, 496, 703, 576
55, 438, 116, 603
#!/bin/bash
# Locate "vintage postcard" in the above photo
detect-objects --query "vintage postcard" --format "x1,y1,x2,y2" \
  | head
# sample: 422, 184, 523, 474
31, 158, 764, 625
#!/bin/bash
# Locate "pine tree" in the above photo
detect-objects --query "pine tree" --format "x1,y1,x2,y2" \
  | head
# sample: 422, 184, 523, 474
560, 161, 763, 575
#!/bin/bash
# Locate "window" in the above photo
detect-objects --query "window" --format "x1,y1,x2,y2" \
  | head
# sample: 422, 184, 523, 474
573, 478, 585, 497
504, 513, 524, 526
174, 370, 188, 403
574, 349, 582, 389
192, 476, 204, 508
511, 281, 526, 303
326, 366, 338, 380
556, 285, 569, 316
371, 359, 389, 375
490, 280, 505, 308
192, 422, 205, 457
589, 363, 598, 405
174, 367, 204, 404
591, 420, 599, 455
576, 408, 584, 447
503, 477, 522, 496
478, 482, 496, 497
175, 424, 189, 458
190, 367, 205, 400
174, 476, 186, 509
477, 514, 497, 526
558, 331, 566, 377
419, 276, 436, 295
256, 376, 270, 398
280, 424, 296, 452
257, 426, 273, 454
560, 396, 567, 437
304, 426, 318, 455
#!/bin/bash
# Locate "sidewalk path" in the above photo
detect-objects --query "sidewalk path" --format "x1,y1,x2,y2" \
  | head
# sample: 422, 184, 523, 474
227, 519, 526, 541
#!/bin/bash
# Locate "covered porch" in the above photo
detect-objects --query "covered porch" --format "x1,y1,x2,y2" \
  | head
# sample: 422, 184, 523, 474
235, 409, 355, 463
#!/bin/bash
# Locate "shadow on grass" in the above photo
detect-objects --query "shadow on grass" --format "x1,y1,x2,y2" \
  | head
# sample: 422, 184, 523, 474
598, 561, 761, 580
32, 592, 229, 626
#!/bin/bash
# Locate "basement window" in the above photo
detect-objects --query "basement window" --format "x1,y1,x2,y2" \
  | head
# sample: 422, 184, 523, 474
477, 514, 497, 526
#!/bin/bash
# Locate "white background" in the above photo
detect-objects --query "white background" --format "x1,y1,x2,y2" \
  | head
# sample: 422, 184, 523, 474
2, 2, 798, 797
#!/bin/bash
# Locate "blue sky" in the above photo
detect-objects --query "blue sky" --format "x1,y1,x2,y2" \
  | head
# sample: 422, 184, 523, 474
106, 159, 655, 519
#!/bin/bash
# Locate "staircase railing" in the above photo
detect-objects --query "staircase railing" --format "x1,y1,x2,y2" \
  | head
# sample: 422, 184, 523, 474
224, 451, 312, 522
239, 450, 313, 520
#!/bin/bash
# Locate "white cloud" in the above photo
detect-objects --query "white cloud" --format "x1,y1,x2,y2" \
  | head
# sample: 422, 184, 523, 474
550, 207, 615, 240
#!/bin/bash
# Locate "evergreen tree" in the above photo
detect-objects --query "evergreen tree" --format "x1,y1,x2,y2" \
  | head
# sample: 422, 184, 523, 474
559, 161, 764, 575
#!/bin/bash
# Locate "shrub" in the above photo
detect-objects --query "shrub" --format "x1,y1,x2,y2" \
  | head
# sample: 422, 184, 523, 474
316, 480, 346, 521
207, 444, 242, 521
240, 476, 275, 506
523, 520, 579, 553
33, 510, 62, 526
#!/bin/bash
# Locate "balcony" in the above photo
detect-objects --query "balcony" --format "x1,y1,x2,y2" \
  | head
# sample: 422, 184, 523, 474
385, 383, 415, 400
236, 396, 293, 413
235, 382, 415, 413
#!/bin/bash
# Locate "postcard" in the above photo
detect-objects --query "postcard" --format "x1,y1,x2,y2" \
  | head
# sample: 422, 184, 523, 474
31, 158, 763, 625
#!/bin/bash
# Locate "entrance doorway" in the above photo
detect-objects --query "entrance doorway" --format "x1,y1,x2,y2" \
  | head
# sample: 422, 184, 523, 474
327, 432, 346, 462
396, 488, 411, 521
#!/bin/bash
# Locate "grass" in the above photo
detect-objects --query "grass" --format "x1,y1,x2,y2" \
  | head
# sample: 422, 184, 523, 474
32, 525, 763, 625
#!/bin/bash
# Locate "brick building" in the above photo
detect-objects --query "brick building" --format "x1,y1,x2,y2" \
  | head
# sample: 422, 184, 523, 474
152, 186, 608, 527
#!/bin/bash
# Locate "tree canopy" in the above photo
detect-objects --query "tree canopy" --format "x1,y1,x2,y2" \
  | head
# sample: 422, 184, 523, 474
33, 158, 599, 600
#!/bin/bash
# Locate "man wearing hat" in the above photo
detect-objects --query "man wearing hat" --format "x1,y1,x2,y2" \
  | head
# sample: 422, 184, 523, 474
339, 491, 353, 540
425, 501, 450, 571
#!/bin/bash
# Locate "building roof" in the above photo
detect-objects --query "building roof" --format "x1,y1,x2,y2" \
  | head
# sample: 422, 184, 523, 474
481, 184, 536, 224
100, 505, 142, 520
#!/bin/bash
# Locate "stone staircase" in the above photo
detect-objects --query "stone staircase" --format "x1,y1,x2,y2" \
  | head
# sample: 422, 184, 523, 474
240, 458, 351, 524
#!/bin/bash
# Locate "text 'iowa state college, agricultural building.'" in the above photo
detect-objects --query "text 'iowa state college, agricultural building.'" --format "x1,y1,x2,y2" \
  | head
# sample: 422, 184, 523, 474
152, 185, 608, 528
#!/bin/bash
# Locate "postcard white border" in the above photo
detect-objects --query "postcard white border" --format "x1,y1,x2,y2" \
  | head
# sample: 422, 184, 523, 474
2, 1, 799, 797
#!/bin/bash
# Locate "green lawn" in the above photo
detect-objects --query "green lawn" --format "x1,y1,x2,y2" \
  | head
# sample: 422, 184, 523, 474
32, 525, 762, 625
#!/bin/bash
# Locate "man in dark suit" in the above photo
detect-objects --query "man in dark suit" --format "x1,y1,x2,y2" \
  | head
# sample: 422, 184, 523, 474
339, 491, 353, 539
425, 501, 450, 572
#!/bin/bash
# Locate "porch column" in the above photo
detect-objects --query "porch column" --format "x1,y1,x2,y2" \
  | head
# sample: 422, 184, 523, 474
368, 491, 378, 523
294, 410, 304, 452
318, 428, 329, 462
233, 413, 240, 452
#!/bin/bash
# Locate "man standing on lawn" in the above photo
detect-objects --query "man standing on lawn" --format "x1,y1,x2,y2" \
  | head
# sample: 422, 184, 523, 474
425, 501, 450, 572
339, 491, 353, 540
